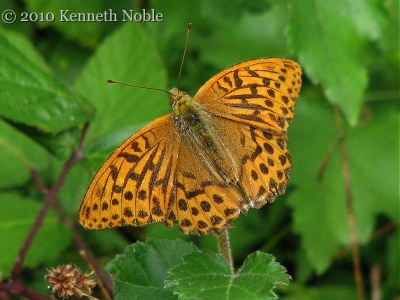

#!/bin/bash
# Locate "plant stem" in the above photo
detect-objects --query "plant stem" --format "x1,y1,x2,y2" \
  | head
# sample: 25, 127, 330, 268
334, 105, 364, 300
10, 123, 89, 281
0, 282, 51, 300
218, 228, 234, 272
370, 264, 381, 300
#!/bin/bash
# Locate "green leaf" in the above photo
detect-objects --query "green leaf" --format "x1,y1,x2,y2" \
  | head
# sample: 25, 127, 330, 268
74, 21, 169, 141
0, 27, 94, 133
288, 95, 398, 273
0, 119, 49, 188
166, 251, 291, 300
0, 192, 72, 278
106, 238, 198, 300
288, 0, 369, 125
344, 0, 385, 40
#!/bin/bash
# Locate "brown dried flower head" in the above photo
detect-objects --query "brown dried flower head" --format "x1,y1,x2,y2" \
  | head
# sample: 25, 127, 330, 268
45, 264, 97, 299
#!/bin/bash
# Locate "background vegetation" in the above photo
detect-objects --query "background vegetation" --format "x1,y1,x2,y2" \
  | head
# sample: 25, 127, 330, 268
0, 0, 398, 299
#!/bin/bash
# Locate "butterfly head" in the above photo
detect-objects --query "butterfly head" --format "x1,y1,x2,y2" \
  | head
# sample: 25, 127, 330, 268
169, 87, 186, 104
169, 87, 193, 115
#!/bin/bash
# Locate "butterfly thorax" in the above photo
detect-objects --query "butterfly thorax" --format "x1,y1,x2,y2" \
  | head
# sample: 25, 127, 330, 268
169, 87, 205, 132
169, 87, 239, 183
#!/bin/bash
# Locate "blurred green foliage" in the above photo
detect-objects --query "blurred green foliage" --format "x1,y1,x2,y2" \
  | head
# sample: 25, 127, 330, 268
0, 0, 398, 299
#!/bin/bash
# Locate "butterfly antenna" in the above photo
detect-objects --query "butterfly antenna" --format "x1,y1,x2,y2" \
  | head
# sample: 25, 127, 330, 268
106, 79, 172, 95
177, 23, 192, 91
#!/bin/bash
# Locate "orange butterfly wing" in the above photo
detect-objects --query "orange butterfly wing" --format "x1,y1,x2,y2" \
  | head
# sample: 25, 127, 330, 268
79, 115, 179, 229
192, 58, 301, 207
195, 58, 302, 132
79, 113, 247, 235
170, 127, 249, 235
197, 116, 292, 209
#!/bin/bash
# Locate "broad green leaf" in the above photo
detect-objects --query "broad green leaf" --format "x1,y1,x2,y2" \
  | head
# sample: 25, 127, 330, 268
345, 0, 385, 40
288, 94, 398, 273
0, 27, 94, 133
0, 193, 72, 278
74, 21, 168, 141
166, 251, 291, 300
106, 238, 197, 300
288, 0, 369, 125
0, 119, 49, 188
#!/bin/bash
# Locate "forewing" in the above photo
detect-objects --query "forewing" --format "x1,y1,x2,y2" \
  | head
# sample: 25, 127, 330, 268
194, 58, 302, 134
79, 115, 178, 229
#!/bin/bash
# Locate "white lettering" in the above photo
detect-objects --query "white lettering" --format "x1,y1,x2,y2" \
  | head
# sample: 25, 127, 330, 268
122, 9, 163, 22
59, 10, 69, 22
105, 9, 117, 22
122, 9, 134, 22
59, 9, 117, 22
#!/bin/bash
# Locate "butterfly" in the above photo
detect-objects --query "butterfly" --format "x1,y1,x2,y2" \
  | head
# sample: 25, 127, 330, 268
79, 58, 302, 235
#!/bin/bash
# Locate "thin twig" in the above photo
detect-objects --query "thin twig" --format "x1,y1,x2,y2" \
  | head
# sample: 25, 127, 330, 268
317, 136, 339, 181
10, 170, 53, 281
370, 264, 381, 300
10, 124, 89, 281
218, 228, 234, 273
334, 104, 364, 300
80, 248, 113, 300
0, 282, 51, 300
79, 243, 112, 299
